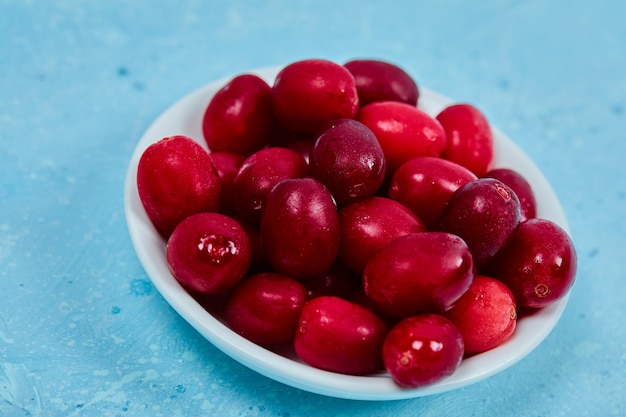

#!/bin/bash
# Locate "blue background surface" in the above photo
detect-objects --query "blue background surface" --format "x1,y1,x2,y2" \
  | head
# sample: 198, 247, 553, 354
1, 1, 625, 416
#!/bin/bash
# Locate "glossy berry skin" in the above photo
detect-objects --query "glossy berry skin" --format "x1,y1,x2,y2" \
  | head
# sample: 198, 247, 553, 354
483, 168, 537, 222
225, 273, 308, 346
272, 59, 359, 135
363, 232, 474, 318
445, 276, 517, 355
338, 197, 427, 274
436, 103, 494, 177
388, 157, 477, 229
436, 178, 521, 271
231, 147, 308, 224
382, 314, 464, 388
357, 101, 447, 176
294, 296, 388, 375
343, 59, 419, 106
137, 136, 221, 238
489, 219, 577, 309
202, 74, 274, 155
260, 178, 340, 280
309, 119, 386, 205
166, 213, 251, 294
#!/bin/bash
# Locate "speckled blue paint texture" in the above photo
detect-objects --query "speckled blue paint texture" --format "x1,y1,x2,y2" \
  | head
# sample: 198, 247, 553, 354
1, 0, 625, 416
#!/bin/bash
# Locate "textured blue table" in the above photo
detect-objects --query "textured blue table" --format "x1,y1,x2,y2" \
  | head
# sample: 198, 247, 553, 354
1, 1, 625, 416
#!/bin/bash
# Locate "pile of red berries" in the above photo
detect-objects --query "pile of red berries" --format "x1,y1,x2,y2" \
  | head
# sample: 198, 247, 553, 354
136, 58, 577, 388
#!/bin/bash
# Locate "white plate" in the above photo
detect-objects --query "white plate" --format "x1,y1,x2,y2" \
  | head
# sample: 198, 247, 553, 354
124, 66, 571, 401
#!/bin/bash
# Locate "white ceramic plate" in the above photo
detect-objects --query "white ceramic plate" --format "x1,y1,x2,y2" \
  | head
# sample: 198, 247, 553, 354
124, 66, 571, 401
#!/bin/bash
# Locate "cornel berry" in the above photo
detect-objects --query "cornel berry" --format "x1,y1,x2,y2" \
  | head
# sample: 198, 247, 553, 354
357, 101, 447, 176
363, 232, 474, 318
136, 58, 577, 389
137, 135, 221, 238
436, 103, 494, 177
271, 59, 359, 135
344, 59, 419, 107
382, 314, 464, 388
445, 276, 517, 355
166, 212, 251, 294
489, 218, 577, 309
436, 178, 521, 271
225, 272, 308, 345
309, 118, 386, 205
388, 156, 477, 229
260, 177, 340, 280
202, 74, 274, 155
294, 296, 388, 375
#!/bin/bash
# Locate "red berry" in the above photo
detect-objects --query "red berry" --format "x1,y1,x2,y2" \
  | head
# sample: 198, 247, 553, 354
445, 276, 517, 355
137, 136, 221, 238
363, 232, 474, 318
260, 178, 340, 280
166, 213, 251, 294
357, 101, 446, 176
225, 272, 308, 345
437, 103, 494, 176
272, 59, 359, 134
202, 74, 274, 155
294, 296, 388, 375
309, 119, 386, 205
436, 178, 521, 271
489, 218, 577, 308
382, 314, 464, 388
388, 156, 477, 229
338, 197, 426, 274
344, 59, 419, 106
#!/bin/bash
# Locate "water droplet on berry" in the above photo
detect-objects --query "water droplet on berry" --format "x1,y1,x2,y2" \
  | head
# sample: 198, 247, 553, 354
411, 340, 423, 350
429, 340, 444, 352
